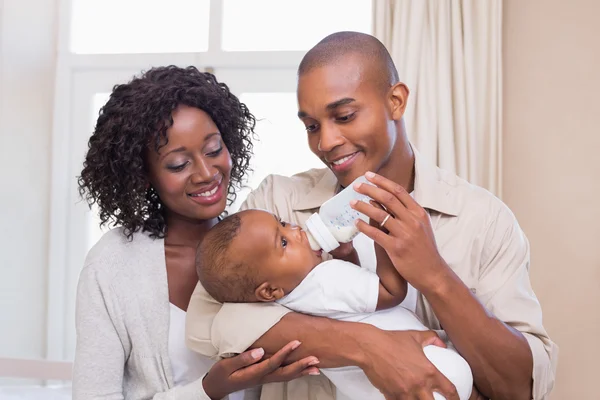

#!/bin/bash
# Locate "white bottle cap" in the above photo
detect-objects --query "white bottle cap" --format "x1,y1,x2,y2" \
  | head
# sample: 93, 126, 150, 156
305, 213, 340, 252
305, 230, 321, 251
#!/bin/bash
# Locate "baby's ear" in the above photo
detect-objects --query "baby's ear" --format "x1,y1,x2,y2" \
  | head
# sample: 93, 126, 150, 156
255, 282, 285, 302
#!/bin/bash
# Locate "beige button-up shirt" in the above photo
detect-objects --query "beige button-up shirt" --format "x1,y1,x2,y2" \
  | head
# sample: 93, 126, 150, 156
186, 149, 558, 400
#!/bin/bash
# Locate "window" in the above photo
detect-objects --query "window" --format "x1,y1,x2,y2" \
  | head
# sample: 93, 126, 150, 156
50, 0, 373, 360
70, 0, 210, 54
222, 0, 372, 51
228, 92, 323, 212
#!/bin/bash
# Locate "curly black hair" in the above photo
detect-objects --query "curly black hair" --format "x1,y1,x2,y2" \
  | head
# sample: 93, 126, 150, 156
78, 65, 256, 239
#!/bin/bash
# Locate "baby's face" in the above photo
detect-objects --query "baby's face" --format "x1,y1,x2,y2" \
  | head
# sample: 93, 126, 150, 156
235, 209, 323, 294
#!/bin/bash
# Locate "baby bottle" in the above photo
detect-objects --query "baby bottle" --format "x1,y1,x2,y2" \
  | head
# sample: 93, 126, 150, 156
305, 175, 372, 252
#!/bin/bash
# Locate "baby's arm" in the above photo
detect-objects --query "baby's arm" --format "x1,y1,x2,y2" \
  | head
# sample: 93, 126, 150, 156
375, 242, 408, 310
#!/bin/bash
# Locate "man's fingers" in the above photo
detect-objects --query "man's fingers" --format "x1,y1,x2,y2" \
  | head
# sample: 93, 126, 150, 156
429, 336, 447, 348
353, 179, 411, 222
414, 330, 447, 349
351, 199, 399, 234
355, 219, 395, 250
363, 171, 421, 212
415, 389, 436, 399
433, 373, 460, 400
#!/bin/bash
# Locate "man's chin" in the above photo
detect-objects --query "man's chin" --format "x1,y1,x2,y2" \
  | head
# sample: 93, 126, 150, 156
332, 169, 368, 188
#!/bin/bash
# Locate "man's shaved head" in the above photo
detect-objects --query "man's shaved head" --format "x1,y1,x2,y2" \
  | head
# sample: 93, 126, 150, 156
295, 31, 411, 189
298, 31, 399, 92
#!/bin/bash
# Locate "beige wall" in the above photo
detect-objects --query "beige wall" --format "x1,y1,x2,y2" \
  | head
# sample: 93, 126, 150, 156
503, 0, 600, 398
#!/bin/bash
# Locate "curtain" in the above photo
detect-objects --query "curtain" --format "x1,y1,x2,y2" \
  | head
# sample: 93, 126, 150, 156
373, 0, 503, 195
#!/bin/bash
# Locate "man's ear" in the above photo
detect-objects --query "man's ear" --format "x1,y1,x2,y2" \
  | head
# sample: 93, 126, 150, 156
389, 82, 410, 120
255, 282, 286, 302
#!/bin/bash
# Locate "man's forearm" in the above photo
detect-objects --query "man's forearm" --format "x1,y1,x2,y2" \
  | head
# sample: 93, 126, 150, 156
424, 267, 533, 400
252, 312, 373, 369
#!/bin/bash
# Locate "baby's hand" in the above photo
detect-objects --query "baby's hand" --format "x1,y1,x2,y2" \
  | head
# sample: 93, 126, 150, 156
329, 242, 361, 266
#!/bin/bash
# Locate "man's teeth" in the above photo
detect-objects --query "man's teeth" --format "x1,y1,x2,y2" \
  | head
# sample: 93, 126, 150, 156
332, 154, 354, 166
191, 185, 218, 197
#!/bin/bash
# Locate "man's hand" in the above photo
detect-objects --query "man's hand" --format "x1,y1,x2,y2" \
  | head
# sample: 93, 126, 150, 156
351, 171, 451, 293
353, 172, 534, 399
360, 330, 459, 400
469, 385, 487, 400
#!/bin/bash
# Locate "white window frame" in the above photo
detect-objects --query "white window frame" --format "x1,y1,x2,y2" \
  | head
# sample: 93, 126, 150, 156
46, 0, 307, 360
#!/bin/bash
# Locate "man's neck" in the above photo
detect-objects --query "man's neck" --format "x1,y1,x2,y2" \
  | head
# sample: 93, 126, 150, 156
377, 141, 416, 193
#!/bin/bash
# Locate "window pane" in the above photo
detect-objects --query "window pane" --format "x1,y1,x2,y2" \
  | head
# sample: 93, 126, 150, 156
222, 0, 372, 51
228, 93, 323, 211
70, 0, 210, 54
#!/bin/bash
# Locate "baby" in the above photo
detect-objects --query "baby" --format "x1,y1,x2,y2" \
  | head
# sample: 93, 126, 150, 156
197, 209, 473, 400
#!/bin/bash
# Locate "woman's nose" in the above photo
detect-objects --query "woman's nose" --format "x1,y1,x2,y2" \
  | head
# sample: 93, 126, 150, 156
190, 159, 215, 183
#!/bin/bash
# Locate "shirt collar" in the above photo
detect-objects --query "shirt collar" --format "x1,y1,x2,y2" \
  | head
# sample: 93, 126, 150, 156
292, 146, 460, 217
412, 147, 459, 217
292, 168, 340, 211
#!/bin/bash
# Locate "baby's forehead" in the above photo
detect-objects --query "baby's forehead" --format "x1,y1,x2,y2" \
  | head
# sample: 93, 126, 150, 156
226, 216, 274, 263
237, 210, 277, 239
240, 209, 277, 224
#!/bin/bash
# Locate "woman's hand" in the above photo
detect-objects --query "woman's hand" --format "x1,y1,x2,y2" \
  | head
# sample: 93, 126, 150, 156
359, 329, 460, 400
202, 340, 319, 400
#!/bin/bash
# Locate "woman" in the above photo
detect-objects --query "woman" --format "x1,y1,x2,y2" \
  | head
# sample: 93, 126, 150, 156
74, 66, 319, 399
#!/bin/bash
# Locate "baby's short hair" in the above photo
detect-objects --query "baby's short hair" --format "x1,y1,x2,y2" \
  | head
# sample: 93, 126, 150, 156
196, 213, 258, 303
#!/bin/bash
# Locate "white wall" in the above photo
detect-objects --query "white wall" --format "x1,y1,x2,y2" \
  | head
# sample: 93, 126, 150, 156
503, 0, 600, 398
0, 0, 57, 363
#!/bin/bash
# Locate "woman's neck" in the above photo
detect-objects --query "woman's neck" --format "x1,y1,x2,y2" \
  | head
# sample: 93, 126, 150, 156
163, 212, 219, 247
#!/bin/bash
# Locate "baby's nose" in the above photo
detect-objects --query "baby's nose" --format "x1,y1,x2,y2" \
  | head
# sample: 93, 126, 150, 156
289, 224, 303, 238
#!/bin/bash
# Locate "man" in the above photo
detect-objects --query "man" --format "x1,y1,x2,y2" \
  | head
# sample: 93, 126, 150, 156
187, 32, 557, 400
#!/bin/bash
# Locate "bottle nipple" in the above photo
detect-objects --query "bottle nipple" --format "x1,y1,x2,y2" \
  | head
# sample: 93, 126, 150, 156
306, 231, 321, 251
305, 213, 340, 253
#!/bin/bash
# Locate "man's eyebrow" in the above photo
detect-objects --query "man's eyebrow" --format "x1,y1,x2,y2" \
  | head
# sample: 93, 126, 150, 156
326, 97, 356, 111
297, 98, 356, 119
